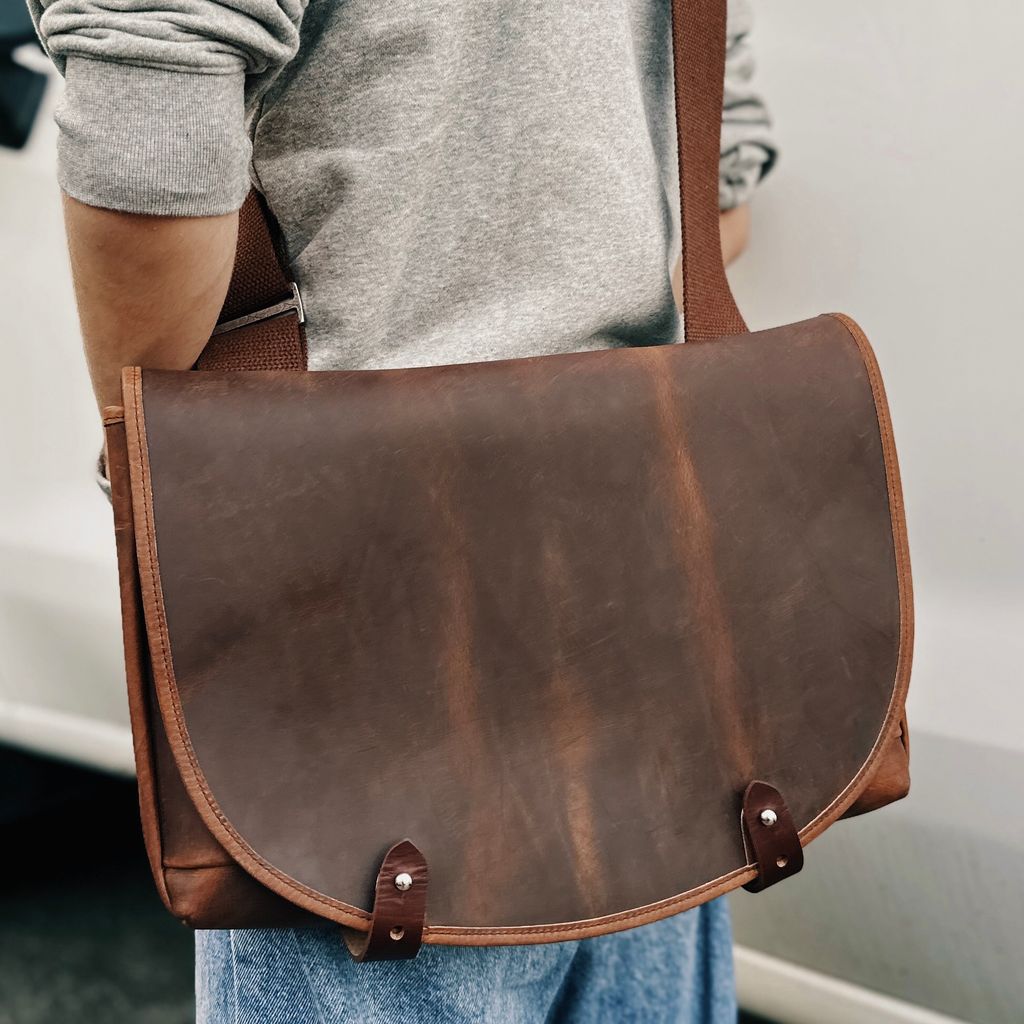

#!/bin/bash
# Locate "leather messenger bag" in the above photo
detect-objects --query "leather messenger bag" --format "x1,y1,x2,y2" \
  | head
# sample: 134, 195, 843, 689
102, 0, 913, 961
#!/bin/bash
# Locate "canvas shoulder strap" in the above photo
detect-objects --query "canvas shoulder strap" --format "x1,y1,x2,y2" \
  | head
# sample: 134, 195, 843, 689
670, 0, 748, 341
198, 0, 745, 372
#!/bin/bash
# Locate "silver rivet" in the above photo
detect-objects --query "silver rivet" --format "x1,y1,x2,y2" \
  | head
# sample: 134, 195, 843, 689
394, 872, 413, 891
389, 926, 405, 941
776, 855, 789, 869
759, 809, 778, 828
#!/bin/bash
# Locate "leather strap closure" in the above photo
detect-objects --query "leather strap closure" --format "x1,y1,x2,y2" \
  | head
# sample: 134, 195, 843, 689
740, 781, 804, 893
342, 840, 429, 962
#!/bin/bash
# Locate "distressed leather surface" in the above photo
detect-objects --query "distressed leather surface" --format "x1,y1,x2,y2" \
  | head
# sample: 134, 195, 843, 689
117, 313, 912, 941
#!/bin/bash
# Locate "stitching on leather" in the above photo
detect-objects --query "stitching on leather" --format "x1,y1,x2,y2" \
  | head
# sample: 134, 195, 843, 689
129, 373, 372, 930
162, 857, 235, 870
795, 313, 914, 839
130, 376, 758, 940
128, 316, 913, 943
115, 395, 172, 909
447, 318, 912, 940
134, 400, 751, 937
127, 374, 762, 940
426, 865, 754, 938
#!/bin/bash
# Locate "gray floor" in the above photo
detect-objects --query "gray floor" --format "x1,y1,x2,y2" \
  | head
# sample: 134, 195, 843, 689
0, 748, 193, 1024
0, 746, 774, 1024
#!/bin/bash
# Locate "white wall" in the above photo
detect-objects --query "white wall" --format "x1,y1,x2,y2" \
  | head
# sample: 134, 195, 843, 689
0, 49, 133, 773
734, 1, 1024, 603
728, 5, 1024, 1023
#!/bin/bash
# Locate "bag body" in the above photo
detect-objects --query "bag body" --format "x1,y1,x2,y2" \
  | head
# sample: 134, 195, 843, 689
103, 0, 912, 961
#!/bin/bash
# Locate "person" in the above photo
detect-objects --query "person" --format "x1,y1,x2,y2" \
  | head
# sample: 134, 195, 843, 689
29, 0, 776, 1019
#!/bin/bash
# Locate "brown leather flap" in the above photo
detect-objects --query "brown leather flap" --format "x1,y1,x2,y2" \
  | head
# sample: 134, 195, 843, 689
120, 314, 912, 943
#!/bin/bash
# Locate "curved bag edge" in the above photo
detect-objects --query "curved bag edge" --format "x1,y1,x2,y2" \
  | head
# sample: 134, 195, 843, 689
120, 313, 913, 944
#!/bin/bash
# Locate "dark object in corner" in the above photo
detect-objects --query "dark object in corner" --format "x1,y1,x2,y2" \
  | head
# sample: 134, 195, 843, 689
0, 1, 46, 150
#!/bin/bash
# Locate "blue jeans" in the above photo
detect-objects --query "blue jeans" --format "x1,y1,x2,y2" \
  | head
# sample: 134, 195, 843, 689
195, 899, 735, 1023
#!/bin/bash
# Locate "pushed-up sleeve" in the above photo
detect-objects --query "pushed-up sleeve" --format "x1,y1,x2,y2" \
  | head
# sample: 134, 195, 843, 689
28, 0, 305, 215
720, 0, 777, 210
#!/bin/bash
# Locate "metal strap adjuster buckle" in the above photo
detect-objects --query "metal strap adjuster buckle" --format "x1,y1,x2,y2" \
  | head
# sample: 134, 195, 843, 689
212, 282, 305, 336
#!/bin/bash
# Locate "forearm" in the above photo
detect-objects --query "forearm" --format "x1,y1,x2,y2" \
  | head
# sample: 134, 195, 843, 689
719, 204, 751, 267
34, 0, 304, 411
62, 195, 237, 410
671, 206, 751, 314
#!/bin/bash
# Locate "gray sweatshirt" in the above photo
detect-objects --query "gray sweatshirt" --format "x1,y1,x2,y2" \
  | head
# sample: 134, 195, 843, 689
30, 0, 775, 369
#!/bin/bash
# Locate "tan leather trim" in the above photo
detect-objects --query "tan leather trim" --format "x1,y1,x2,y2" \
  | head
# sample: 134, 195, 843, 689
426, 864, 757, 944
104, 403, 171, 911
123, 366, 372, 932
121, 314, 914, 944
792, 313, 914, 836
161, 851, 235, 870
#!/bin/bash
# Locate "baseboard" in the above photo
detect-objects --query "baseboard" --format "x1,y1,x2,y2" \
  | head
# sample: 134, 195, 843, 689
0, 700, 134, 776
735, 946, 971, 1024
